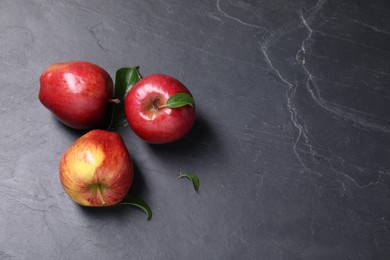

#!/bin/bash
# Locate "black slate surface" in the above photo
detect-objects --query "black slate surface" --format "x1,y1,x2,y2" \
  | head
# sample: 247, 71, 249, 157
1, 0, 389, 259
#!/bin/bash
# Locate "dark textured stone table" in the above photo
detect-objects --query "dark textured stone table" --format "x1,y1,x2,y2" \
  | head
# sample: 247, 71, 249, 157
1, 0, 389, 259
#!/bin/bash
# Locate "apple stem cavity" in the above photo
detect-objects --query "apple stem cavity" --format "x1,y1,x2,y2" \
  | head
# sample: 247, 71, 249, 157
152, 96, 169, 110
96, 185, 106, 205
152, 96, 162, 111
108, 98, 120, 104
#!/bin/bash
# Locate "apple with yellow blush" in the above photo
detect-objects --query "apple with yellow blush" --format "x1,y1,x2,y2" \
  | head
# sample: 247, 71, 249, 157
60, 129, 133, 206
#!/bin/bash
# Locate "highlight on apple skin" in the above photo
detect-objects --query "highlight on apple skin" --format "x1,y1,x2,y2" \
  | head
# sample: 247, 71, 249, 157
124, 74, 196, 144
39, 61, 115, 129
59, 129, 133, 207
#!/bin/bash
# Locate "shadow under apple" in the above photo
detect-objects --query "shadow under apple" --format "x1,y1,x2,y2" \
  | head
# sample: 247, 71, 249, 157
52, 114, 89, 138
147, 112, 218, 158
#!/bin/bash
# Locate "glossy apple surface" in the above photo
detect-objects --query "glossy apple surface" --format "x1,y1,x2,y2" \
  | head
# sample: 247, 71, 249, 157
39, 61, 114, 129
124, 74, 196, 144
60, 129, 133, 206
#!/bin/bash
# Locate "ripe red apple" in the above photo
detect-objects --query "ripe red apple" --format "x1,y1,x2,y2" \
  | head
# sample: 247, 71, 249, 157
39, 61, 116, 129
60, 129, 133, 206
124, 74, 196, 144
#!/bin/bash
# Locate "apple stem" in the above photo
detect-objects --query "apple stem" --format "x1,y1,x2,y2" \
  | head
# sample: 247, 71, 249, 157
108, 98, 120, 104
152, 96, 168, 110
97, 185, 106, 205
152, 96, 159, 110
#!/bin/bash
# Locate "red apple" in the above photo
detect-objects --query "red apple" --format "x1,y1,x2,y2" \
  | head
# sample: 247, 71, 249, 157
124, 74, 196, 144
60, 129, 133, 206
39, 61, 116, 129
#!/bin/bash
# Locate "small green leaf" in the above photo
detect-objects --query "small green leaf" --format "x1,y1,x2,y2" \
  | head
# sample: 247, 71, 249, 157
110, 67, 142, 130
166, 93, 195, 108
178, 173, 199, 191
120, 195, 152, 220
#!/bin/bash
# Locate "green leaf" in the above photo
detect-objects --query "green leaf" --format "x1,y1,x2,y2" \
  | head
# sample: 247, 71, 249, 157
178, 173, 199, 191
120, 195, 152, 220
110, 67, 142, 130
166, 93, 195, 108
